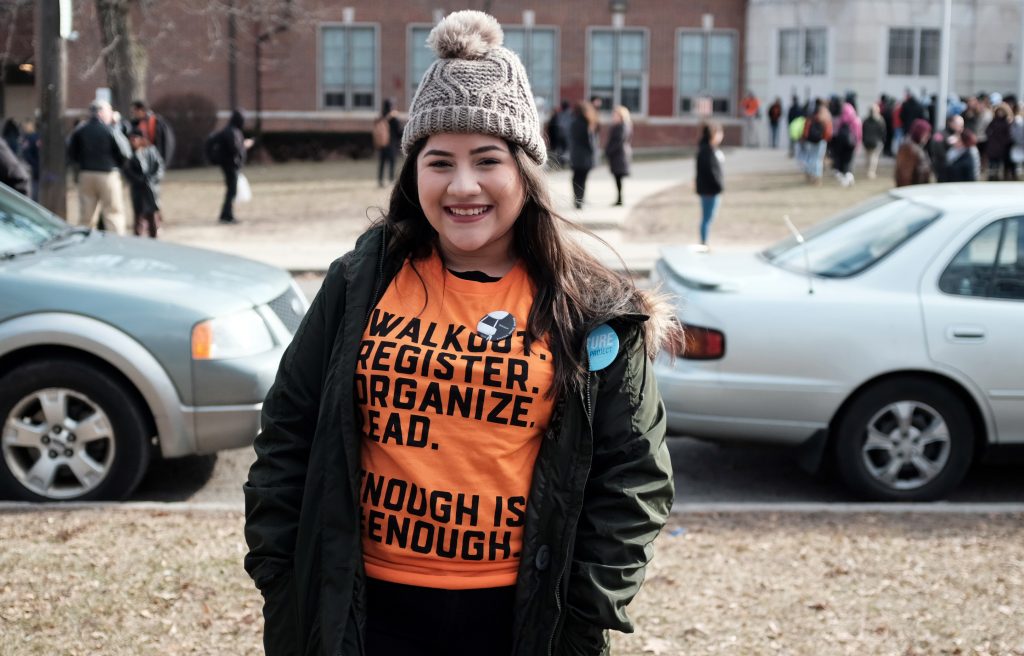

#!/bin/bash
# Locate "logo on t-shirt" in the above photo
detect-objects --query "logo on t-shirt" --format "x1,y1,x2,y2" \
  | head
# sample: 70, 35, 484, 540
476, 310, 516, 341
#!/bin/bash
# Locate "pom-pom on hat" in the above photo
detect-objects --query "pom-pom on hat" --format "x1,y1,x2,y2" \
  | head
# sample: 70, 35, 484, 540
402, 10, 546, 165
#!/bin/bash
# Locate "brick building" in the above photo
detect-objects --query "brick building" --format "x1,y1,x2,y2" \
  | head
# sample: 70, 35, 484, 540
6, 1, 749, 155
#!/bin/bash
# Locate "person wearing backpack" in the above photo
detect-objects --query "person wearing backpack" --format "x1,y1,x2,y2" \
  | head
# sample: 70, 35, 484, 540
801, 100, 832, 185
374, 99, 403, 187
207, 109, 253, 224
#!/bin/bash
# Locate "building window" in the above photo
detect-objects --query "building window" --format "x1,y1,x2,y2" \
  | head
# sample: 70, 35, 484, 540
321, 25, 377, 110
677, 31, 736, 114
589, 28, 647, 114
887, 28, 941, 76
408, 26, 434, 102
778, 28, 827, 76
504, 27, 558, 115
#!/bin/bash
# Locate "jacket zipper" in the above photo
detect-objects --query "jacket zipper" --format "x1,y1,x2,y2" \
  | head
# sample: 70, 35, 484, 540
546, 372, 594, 655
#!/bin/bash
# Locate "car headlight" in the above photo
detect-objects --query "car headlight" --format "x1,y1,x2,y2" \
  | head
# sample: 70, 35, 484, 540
191, 309, 274, 360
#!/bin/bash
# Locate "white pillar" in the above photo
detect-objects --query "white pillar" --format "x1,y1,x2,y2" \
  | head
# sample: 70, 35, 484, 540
935, 0, 952, 130
1019, 0, 1024, 102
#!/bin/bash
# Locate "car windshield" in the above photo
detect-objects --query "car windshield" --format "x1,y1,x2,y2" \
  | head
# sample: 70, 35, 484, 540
0, 185, 68, 255
762, 195, 941, 278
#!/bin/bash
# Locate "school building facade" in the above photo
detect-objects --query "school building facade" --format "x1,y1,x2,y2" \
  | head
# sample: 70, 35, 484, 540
37, 1, 750, 151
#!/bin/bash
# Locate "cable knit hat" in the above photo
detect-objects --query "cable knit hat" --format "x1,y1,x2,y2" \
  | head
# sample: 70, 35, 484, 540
401, 11, 546, 165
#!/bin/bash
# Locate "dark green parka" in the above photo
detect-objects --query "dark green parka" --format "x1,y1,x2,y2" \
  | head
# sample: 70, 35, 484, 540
243, 226, 674, 655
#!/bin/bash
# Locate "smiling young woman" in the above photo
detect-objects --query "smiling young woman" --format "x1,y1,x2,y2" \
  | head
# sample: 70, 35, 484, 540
244, 10, 683, 656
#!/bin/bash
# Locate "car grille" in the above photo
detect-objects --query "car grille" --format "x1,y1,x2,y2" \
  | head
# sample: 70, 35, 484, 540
268, 287, 306, 334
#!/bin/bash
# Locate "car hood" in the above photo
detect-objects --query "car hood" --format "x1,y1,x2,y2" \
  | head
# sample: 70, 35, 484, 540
7, 232, 291, 313
658, 246, 805, 292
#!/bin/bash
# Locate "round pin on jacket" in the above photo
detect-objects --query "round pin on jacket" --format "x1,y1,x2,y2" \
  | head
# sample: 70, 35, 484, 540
587, 323, 619, 371
477, 310, 516, 341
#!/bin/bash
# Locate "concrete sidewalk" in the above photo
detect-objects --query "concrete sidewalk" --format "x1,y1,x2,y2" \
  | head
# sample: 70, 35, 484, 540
163, 147, 793, 274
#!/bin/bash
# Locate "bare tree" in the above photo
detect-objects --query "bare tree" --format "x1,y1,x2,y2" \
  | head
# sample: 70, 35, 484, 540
94, 0, 147, 114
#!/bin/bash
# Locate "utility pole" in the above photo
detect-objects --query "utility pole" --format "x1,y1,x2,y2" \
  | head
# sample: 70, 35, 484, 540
38, 0, 68, 216
935, 0, 952, 131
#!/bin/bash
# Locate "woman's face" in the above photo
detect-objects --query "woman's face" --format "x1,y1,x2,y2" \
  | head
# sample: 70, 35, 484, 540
711, 129, 724, 146
417, 133, 526, 269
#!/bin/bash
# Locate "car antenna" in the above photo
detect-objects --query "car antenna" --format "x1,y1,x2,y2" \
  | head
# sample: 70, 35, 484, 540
783, 214, 814, 295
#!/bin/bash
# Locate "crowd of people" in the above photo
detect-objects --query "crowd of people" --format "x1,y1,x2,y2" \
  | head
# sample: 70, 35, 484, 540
0, 99, 255, 234
763, 89, 1024, 188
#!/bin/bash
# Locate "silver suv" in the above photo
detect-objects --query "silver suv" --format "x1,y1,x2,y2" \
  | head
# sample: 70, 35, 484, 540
0, 184, 306, 501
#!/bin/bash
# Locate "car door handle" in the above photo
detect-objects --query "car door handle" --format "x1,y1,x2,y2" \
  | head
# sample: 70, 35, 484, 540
946, 325, 986, 341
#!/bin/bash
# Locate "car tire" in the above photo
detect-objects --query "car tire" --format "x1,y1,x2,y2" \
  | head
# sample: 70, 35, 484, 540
0, 358, 151, 501
833, 378, 974, 502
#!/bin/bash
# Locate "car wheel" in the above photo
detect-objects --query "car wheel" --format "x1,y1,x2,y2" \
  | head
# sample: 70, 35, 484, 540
0, 359, 151, 501
834, 379, 974, 502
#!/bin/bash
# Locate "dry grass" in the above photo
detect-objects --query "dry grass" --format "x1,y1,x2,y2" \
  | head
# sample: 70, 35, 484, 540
2, 510, 1023, 655
624, 158, 896, 248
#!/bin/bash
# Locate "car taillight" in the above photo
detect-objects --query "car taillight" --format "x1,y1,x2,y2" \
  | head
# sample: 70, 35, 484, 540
680, 325, 725, 360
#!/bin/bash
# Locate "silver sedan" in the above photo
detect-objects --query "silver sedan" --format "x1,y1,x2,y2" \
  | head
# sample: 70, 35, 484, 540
653, 183, 1024, 501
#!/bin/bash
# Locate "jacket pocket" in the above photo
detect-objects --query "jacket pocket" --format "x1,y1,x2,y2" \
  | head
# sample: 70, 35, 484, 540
261, 574, 302, 656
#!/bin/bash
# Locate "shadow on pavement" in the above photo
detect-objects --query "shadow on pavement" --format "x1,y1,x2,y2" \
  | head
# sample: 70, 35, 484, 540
131, 453, 219, 502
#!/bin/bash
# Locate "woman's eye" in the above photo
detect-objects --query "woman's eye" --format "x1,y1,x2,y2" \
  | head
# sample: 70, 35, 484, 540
477, 158, 500, 166
427, 160, 452, 168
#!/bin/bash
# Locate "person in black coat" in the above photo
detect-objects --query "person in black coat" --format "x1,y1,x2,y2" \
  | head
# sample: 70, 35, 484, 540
374, 99, 403, 187
0, 137, 29, 196
603, 105, 632, 206
943, 129, 981, 182
695, 122, 724, 248
215, 109, 253, 224
568, 101, 598, 209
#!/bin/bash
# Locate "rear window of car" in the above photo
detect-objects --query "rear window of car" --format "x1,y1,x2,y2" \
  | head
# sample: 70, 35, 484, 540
763, 196, 941, 278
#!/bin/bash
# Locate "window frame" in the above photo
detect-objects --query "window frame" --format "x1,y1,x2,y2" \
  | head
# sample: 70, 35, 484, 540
501, 25, 561, 118
675, 27, 739, 117
887, 27, 942, 77
776, 27, 828, 77
585, 26, 650, 117
406, 23, 435, 109
317, 22, 381, 112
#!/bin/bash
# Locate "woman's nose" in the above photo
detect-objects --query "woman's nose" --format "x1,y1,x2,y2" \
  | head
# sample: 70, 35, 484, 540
448, 167, 481, 195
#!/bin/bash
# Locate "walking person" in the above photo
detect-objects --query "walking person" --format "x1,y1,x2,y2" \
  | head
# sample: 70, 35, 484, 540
861, 103, 886, 179
943, 129, 981, 182
985, 102, 1015, 180
1010, 102, 1024, 180
243, 10, 679, 656
802, 101, 832, 185
929, 114, 964, 183
695, 121, 724, 249
895, 118, 933, 187
832, 102, 861, 187
130, 99, 176, 167
0, 136, 29, 196
568, 100, 598, 209
546, 100, 570, 166
768, 97, 783, 149
1, 118, 20, 157
374, 99, 402, 187
741, 90, 761, 147
604, 105, 632, 206
786, 95, 802, 157
123, 128, 165, 238
66, 99, 131, 234
207, 109, 253, 224
19, 121, 40, 201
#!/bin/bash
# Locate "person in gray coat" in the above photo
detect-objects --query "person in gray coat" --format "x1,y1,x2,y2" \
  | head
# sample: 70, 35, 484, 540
604, 105, 633, 206
568, 101, 599, 209
123, 128, 165, 237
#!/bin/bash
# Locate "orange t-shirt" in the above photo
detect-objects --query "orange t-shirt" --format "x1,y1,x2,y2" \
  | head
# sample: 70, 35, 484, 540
357, 252, 555, 589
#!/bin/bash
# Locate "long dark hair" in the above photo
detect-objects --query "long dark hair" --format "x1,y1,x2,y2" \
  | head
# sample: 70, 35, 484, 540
376, 137, 680, 394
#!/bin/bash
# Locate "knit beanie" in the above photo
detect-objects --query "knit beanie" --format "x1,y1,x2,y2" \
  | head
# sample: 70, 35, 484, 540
401, 11, 546, 165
